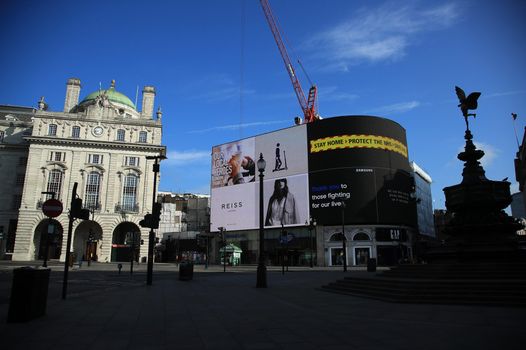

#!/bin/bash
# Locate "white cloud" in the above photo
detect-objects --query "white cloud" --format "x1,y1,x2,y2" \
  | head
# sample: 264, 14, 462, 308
485, 90, 526, 99
307, 2, 459, 70
448, 142, 500, 169
183, 73, 255, 103
365, 100, 420, 115
318, 86, 359, 102
164, 150, 210, 166
474, 142, 499, 168
187, 120, 290, 134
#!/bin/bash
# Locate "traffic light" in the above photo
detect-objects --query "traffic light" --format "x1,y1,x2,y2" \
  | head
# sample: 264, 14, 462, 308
139, 214, 153, 228
151, 202, 162, 229
71, 198, 90, 220
196, 234, 207, 247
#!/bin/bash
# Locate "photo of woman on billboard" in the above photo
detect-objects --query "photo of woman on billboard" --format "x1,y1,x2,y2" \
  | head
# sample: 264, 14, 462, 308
265, 178, 299, 226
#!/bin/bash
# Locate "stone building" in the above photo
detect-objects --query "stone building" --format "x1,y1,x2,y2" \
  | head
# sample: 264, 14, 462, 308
157, 192, 210, 262
0, 105, 34, 259
1, 78, 165, 262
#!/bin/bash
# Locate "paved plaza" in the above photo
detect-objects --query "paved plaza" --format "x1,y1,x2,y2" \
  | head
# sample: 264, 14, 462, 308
0, 261, 524, 350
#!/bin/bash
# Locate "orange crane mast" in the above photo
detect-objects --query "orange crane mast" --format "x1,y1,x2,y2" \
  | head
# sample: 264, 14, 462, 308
260, 0, 319, 123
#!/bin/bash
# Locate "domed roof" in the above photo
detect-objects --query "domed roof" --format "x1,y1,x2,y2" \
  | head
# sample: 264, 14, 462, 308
79, 81, 136, 110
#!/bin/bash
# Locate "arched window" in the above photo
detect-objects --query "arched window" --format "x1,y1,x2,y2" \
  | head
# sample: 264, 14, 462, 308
122, 174, 138, 211
353, 232, 371, 241
138, 131, 147, 143
48, 124, 57, 136
85, 172, 101, 210
116, 129, 125, 141
46, 169, 63, 200
329, 233, 345, 241
72, 126, 80, 138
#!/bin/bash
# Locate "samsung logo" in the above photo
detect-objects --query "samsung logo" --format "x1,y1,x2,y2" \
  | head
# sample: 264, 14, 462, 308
221, 202, 243, 210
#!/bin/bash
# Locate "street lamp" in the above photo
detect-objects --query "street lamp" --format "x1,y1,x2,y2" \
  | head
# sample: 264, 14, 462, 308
280, 223, 287, 275
256, 153, 267, 288
341, 201, 347, 272
306, 217, 316, 268
218, 226, 226, 272
145, 154, 166, 286
41, 191, 55, 268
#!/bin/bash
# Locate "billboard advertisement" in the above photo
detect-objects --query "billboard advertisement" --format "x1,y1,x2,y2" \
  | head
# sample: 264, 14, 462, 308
256, 124, 308, 179
211, 138, 255, 188
307, 116, 414, 226
211, 115, 414, 231
211, 126, 309, 231
262, 174, 310, 228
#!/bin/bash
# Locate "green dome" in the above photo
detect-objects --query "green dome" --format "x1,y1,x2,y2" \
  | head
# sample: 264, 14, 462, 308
80, 86, 136, 110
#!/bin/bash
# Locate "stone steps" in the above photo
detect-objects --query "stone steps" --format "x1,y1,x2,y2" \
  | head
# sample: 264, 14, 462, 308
321, 263, 526, 306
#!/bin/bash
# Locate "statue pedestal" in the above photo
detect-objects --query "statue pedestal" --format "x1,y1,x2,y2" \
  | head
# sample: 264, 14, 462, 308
426, 129, 524, 263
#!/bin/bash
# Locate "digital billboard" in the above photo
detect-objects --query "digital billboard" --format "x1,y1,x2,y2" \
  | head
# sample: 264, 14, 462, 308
210, 125, 309, 231
261, 174, 310, 228
307, 116, 414, 226
210, 116, 415, 231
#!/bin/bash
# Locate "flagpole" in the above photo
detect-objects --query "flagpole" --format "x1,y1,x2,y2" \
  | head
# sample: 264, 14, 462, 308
512, 113, 520, 149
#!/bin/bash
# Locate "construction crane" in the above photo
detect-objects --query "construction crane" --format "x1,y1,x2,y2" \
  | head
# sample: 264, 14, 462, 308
260, 0, 319, 124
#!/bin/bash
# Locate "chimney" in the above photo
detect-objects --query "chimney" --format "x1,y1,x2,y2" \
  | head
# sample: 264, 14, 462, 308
63, 78, 81, 113
141, 86, 156, 119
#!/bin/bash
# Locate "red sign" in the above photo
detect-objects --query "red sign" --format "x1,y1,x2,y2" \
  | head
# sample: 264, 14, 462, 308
42, 199, 63, 217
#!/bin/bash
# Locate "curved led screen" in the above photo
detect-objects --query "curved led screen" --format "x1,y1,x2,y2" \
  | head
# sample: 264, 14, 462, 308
210, 116, 415, 231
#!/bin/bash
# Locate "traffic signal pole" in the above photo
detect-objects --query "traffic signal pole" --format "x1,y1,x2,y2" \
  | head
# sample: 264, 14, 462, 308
62, 183, 90, 299
62, 183, 77, 299
146, 155, 165, 286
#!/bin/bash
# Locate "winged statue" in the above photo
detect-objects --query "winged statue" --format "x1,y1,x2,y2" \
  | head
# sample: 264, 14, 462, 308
455, 86, 481, 130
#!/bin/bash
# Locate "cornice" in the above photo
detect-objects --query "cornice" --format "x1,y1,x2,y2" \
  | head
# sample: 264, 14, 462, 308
0, 143, 30, 150
34, 112, 161, 128
25, 136, 166, 152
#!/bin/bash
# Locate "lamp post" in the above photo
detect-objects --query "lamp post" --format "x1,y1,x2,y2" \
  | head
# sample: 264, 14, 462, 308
306, 217, 316, 268
218, 226, 226, 272
146, 154, 166, 286
87, 230, 94, 267
281, 223, 286, 275
341, 201, 347, 272
256, 153, 267, 288
41, 191, 55, 268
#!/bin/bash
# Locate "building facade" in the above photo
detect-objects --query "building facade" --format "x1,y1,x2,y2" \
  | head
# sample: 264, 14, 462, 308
1, 78, 165, 263
0, 105, 34, 259
210, 115, 420, 267
157, 192, 210, 262
410, 161, 435, 238
511, 192, 526, 219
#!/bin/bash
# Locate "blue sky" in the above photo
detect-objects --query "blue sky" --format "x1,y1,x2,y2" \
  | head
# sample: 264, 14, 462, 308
1, 0, 525, 210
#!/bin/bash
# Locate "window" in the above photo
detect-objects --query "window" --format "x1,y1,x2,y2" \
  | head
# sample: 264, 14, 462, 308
72, 126, 80, 138
329, 233, 345, 241
122, 174, 138, 211
48, 124, 57, 136
0, 130, 4, 142
15, 173, 24, 187
46, 169, 63, 200
353, 232, 371, 241
88, 154, 103, 164
49, 151, 65, 162
125, 156, 139, 167
85, 172, 101, 210
116, 129, 125, 141
11, 195, 22, 210
138, 131, 147, 143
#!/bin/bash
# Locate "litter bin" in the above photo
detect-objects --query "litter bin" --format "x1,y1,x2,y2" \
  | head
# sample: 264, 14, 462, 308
7, 267, 51, 323
367, 258, 377, 272
179, 260, 194, 281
